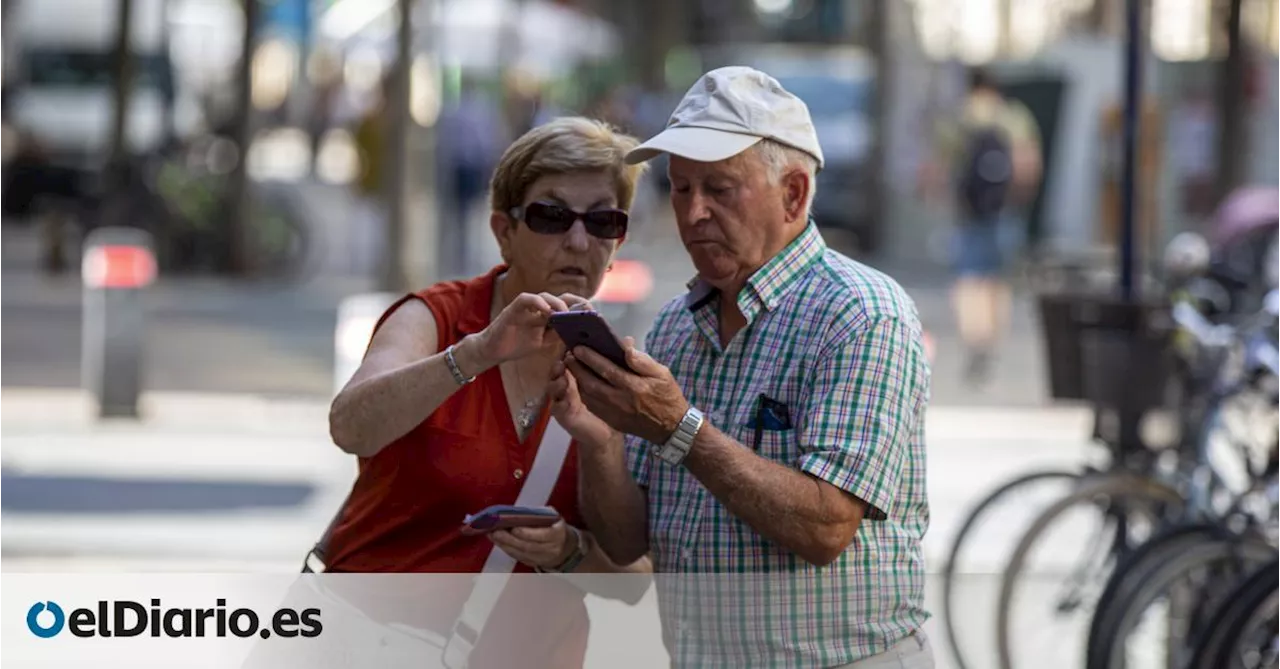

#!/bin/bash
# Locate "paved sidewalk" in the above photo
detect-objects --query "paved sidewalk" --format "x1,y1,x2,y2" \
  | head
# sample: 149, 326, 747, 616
1, 387, 1097, 566
1, 388, 354, 562
1, 387, 1102, 669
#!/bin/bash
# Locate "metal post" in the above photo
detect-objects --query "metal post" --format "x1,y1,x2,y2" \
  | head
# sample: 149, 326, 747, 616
1215, 0, 1245, 202
1118, 0, 1142, 300
81, 227, 157, 419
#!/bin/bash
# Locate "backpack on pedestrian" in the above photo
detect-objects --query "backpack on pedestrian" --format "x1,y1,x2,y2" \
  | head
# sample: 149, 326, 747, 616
956, 125, 1013, 222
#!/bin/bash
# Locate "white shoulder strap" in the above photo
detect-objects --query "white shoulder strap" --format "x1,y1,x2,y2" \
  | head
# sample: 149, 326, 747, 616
442, 418, 574, 669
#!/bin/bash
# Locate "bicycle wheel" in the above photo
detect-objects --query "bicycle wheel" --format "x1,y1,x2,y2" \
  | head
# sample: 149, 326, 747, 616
940, 469, 1080, 669
1084, 523, 1226, 669
1093, 530, 1273, 669
994, 473, 1184, 669
1188, 557, 1280, 669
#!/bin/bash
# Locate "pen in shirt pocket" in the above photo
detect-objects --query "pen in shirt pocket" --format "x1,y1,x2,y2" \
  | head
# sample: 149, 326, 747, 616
752, 394, 792, 449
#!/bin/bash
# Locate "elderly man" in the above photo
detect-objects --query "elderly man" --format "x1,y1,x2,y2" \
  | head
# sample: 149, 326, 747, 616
548, 66, 932, 668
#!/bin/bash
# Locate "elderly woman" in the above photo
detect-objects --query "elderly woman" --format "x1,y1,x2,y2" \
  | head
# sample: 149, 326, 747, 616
320, 117, 650, 668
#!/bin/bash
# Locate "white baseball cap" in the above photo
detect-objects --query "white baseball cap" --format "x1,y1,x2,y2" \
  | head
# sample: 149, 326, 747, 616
625, 66, 824, 170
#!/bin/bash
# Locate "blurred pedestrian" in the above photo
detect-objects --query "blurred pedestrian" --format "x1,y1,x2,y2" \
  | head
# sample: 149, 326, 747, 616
925, 68, 1043, 386
305, 51, 342, 177
314, 117, 651, 669
548, 67, 934, 668
437, 78, 507, 276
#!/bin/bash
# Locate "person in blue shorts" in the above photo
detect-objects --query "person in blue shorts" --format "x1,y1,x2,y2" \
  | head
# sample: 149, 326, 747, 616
924, 69, 1043, 385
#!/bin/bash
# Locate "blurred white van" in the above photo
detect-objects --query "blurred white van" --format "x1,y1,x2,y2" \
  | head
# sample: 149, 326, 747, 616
7, 0, 173, 177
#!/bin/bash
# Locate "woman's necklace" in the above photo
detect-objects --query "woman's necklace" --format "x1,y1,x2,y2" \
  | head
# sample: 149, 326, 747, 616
494, 275, 543, 432
511, 359, 544, 431
516, 396, 540, 430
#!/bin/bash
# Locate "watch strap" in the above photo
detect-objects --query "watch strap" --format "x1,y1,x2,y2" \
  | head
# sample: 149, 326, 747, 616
654, 406, 704, 465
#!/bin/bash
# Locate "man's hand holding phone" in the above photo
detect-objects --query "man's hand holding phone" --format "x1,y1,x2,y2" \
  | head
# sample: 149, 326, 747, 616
547, 310, 635, 373
564, 340, 691, 446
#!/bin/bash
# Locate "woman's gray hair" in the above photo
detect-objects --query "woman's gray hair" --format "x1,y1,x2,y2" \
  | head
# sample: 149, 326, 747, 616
752, 139, 819, 215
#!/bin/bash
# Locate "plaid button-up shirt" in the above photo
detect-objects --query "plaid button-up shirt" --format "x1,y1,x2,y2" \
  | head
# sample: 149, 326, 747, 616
627, 223, 931, 668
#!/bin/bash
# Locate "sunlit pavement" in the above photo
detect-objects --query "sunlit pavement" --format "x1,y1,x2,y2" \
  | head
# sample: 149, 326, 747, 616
1, 387, 1095, 572
1, 386, 1098, 669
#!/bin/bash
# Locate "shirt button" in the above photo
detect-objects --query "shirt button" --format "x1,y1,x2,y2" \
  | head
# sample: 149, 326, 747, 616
513, 469, 524, 480
681, 548, 692, 560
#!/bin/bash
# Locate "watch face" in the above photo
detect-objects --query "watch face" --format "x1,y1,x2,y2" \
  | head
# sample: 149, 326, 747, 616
655, 443, 686, 465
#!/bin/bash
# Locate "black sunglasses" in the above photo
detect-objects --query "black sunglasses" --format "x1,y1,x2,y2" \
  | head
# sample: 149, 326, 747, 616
510, 202, 629, 240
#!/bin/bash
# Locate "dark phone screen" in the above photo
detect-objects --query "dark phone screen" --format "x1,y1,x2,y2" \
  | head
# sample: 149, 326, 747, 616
548, 311, 632, 371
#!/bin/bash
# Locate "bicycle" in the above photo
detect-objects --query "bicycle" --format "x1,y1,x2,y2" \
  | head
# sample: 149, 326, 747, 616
1013, 286, 1280, 669
1081, 292, 1279, 669
1186, 556, 1279, 669
940, 295, 1180, 669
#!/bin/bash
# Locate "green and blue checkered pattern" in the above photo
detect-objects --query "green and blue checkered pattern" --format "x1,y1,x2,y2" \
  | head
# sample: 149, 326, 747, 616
627, 223, 932, 668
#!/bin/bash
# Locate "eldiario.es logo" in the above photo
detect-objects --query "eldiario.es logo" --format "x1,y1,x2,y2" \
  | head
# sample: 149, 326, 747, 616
27, 599, 321, 639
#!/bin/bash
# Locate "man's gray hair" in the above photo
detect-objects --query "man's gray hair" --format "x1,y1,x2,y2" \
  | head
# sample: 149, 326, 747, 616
752, 139, 819, 215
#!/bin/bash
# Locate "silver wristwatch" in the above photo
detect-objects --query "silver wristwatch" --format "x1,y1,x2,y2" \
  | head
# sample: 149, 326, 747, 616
652, 406, 705, 466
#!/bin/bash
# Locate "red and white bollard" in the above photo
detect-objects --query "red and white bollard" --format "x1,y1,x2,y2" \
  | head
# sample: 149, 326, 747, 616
81, 227, 158, 419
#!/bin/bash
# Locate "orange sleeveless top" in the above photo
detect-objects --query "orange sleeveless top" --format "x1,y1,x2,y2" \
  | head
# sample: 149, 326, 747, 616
323, 265, 589, 668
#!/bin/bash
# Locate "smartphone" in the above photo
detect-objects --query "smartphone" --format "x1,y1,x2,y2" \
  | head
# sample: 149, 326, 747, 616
460, 505, 561, 535
548, 310, 633, 372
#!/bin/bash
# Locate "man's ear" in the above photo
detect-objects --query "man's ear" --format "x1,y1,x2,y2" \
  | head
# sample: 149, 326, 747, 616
781, 169, 811, 224
491, 210, 516, 264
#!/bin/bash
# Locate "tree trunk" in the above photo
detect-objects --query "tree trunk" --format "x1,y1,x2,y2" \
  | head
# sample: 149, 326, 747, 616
109, 0, 135, 170
3, 0, 16, 89
866, 0, 890, 254
638, 0, 683, 90
998, 0, 1013, 57
224, 0, 259, 275
380, 0, 413, 292
161, 0, 176, 147
1215, 0, 1246, 201
1086, 0, 1110, 32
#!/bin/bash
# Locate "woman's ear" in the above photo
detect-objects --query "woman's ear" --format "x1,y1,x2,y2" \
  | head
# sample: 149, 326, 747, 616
490, 210, 516, 264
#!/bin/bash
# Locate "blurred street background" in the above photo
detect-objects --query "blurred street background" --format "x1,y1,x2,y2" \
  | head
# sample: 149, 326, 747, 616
1, 0, 1277, 666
